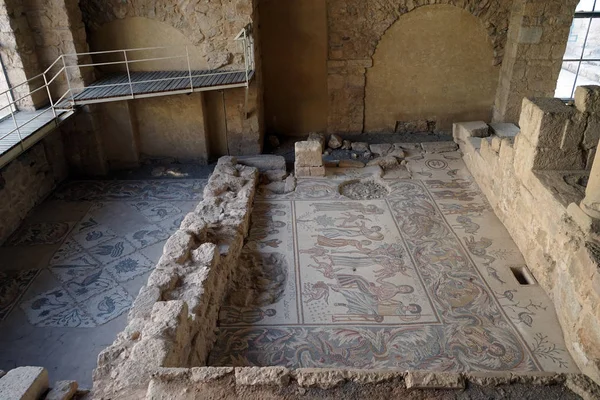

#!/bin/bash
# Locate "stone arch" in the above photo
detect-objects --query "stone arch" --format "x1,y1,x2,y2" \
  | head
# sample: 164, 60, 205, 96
364, 4, 500, 132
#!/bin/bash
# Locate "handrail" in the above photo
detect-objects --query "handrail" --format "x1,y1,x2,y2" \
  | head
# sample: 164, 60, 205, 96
0, 25, 255, 159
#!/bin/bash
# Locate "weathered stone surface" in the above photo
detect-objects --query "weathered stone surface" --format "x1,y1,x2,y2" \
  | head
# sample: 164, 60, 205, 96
328, 134, 343, 149
369, 143, 392, 156
0, 370, 4, 379
262, 169, 287, 183
519, 97, 575, 148
45, 380, 78, 400
310, 166, 326, 177
405, 371, 465, 389
235, 367, 290, 386
388, 148, 406, 159
575, 86, 600, 114
366, 156, 398, 169
307, 132, 326, 151
394, 143, 422, 151
295, 141, 323, 167
338, 159, 365, 168
294, 369, 346, 389
295, 166, 311, 177
490, 122, 520, 139
421, 141, 459, 153
237, 155, 286, 172
163, 230, 195, 264
351, 142, 369, 152
284, 175, 297, 192
0, 367, 49, 400
341, 140, 352, 150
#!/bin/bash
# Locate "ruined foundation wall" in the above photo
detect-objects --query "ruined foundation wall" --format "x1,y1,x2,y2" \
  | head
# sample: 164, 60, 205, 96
454, 92, 600, 383
144, 367, 600, 400
0, 129, 67, 244
92, 157, 258, 399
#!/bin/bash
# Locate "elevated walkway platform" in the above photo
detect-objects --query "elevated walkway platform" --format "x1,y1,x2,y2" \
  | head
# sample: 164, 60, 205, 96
69, 69, 254, 105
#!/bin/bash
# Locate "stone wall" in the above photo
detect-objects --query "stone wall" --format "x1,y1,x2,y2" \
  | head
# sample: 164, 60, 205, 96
92, 157, 258, 399
145, 368, 600, 400
493, 0, 579, 124
0, 129, 67, 244
454, 88, 600, 384
79, 0, 264, 162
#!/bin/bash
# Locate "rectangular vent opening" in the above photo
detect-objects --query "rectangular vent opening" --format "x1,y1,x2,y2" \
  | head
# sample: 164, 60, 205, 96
510, 265, 536, 285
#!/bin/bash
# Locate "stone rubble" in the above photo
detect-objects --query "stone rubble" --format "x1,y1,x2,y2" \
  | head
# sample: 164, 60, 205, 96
91, 156, 259, 399
45, 380, 78, 400
0, 366, 48, 400
328, 134, 343, 149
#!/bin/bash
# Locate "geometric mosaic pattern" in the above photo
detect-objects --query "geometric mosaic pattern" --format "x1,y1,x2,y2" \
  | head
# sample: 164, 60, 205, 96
209, 153, 579, 374
0, 179, 204, 327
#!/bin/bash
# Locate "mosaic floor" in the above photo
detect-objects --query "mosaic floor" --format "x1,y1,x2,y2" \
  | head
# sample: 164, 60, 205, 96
0, 179, 205, 386
209, 152, 579, 374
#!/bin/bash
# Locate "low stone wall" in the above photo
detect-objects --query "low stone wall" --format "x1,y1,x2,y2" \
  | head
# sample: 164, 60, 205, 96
454, 92, 600, 384
92, 157, 258, 399
145, 367, 600, 400
0, 129, 68, 244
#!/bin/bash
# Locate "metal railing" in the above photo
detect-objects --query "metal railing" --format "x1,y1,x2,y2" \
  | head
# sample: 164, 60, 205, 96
0, 26, 254, 155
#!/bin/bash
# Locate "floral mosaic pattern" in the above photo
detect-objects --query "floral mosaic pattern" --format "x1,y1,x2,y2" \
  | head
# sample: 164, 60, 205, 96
210, 153, 578, 374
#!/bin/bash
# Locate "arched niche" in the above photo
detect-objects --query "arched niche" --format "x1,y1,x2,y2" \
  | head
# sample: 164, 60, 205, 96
364, 4, 499, 132
88, 17, 209, 72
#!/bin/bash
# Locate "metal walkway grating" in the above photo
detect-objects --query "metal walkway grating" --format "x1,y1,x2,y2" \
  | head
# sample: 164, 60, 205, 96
70, 70, 254, 105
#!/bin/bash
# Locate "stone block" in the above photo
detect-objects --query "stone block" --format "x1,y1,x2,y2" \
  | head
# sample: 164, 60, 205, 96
235, 367, 290, 386
366, 156, 398, 169
46, 380, 78, 400
567, 203, 600, 234
0, 366, 49, 400
236, 155, 286, 172
519, 97, 575, 148
163, 230, 196, 264
328, 134, 343, 149
456, 121, 489, 138
307, 132, 326, 151
489, 122, 520, 140
491, 136, 502, 153
295, 165, 311, 177
575, 86, 600, 114
518, 27, 543, 44
562, 113, 587, 150
351, 142, 369, 152
584, 115, 600, 150
369, 143, 392, 156
421, 141, 458, 153
405, 371, 465, 389
309, 166, 325, 177
295, 141, 323, 167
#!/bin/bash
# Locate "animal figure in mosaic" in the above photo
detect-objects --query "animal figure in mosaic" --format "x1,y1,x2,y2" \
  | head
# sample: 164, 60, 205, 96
431, 191, 478, 202
310, 202, 385, 215
219, 306, 277, 324
453, 216, 480, 235
335, 212, 371, 227
315, 235, 373, 251
440, 203, 487, 215
464, 236, 496, 265
425, 179, 472, 190
333, 274, 414, 302
321, 223, 384, 241
307, 255, 340, 279
302, 281, 330, 304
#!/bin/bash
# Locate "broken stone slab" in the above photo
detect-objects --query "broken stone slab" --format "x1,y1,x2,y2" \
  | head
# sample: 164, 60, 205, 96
235, 367, 290, 386
366, 156, 399, 169
295, 141, 323, 167
394, 142, 422, 150
456, 121, 490, 138
405, 371, 465, 389
46, 380, 78, 400
328, 134, 343, 149
341, 140, 351, 150
236, 155, 286, 172
307, 132, 326, 151
369, 143, 392, 156
388, 148, 405, 159
421, 141, 459, 153
575, 85, 600, 114
262, 169, 287, 182
0, 366, 49, 400
351, 142, 369, 152
490, 122, 520, 140
338, 159, 365, 168
162, 230, 196, 264
284, 175, 297, 192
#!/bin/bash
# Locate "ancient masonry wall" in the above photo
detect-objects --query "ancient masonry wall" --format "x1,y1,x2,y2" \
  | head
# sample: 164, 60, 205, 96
326, 0, 577, 134
144, 367, 600, 400
92, 157, 258, 399
454, 89, 600, 384
0, 129, 68, 244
